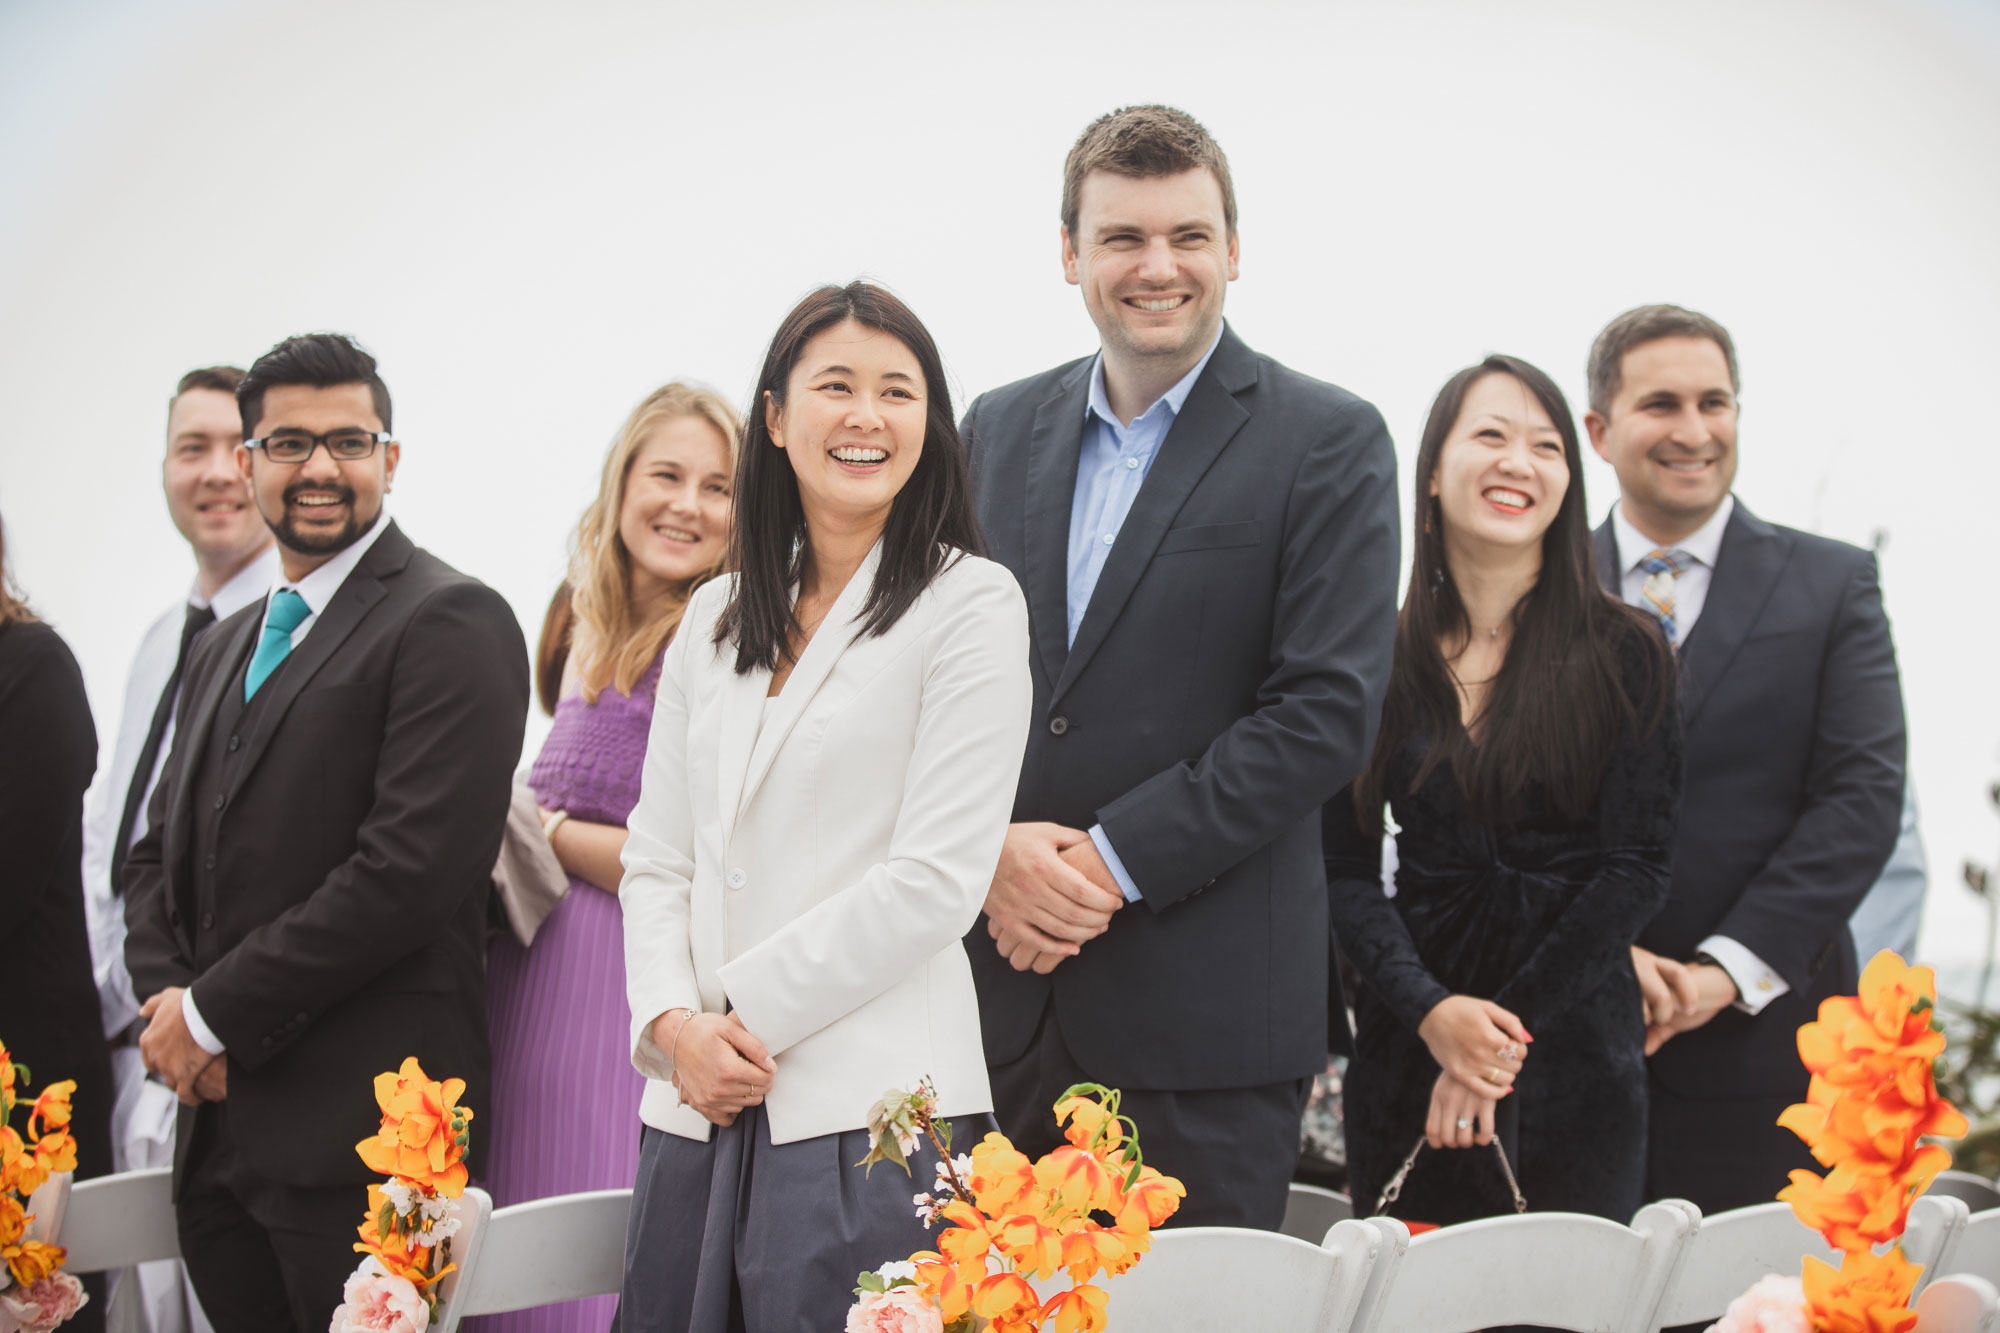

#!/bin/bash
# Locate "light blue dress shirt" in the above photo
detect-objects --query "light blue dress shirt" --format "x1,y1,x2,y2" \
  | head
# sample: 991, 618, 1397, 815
1070, 332, 1222, 904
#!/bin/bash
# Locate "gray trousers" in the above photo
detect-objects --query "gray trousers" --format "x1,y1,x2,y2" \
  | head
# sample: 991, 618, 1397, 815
614, 1106, 992, 1333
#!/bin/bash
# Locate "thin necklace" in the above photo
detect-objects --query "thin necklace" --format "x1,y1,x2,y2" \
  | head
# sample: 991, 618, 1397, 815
1468, 623, 1503, 639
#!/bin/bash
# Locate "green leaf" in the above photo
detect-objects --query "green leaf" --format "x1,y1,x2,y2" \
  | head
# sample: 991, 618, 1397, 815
377, 1200, 395, 1238
855, 1271, 885, 1294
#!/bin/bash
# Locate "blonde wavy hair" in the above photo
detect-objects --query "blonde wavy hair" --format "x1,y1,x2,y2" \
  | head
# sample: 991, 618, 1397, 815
567, 382, 741, 703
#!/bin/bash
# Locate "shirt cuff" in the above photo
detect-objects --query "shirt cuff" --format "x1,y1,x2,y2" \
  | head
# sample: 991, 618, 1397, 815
181, 988, 226, 1056
1697, 935, 1791, 1015
1088, 825, 1144, 904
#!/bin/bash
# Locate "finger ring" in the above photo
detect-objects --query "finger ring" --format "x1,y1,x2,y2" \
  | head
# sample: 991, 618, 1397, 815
1497, 1041, 1518, 1060
1489, 1066, 1502, 1082
1455, 1117, 1473, 1130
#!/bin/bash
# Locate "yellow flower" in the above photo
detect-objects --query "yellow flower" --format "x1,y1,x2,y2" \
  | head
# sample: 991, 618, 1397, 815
969, 1133, 1041, 1218
354, 1058, 473, 1197
1037, 1283, 1109, 1333
352, 1185, 455, 1291
1109, 1165, 1185, 1231
1056, 1221, 1128, 1285
995, 1214, 1064, 1280
1801, 1246, 1922, 1333
970, 1273, 1040, 1325
26, 1081, 74, 1140
1052, 1096, 1123, 1155
3, 1235, 66, 1290
1032, 1147, 1120, 1221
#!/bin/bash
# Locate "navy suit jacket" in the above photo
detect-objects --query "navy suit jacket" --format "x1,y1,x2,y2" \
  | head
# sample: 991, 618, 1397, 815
1594, 502, 1905, 1096
964, 326, 1399, 1090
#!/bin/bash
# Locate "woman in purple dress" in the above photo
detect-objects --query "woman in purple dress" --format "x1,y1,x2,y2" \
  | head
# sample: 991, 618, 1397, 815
472, 382, 739, 1333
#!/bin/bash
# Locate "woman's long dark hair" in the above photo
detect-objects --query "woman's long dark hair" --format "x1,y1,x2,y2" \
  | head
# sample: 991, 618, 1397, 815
1357, 354, 1669, 828
715, 281, 986, 675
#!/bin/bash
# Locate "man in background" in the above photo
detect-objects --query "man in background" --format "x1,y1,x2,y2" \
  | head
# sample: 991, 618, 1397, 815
1586, 304, 1906, 1213
963, 105, 1399, 1228
81, 366, 277, 1333
123, 334, 526, 1331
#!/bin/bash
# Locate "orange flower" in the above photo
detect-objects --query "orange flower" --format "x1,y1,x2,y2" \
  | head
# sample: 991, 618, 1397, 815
1109, 1165, 1185, 1231
0, 1041, 16, 1107
354, 1058, 473, 1197
26, 1081, 74, 1140
911, 1249, 975, 1324
31, 1128, 77, 1181
3, 1235, 66, 1289
0, 1195, 24, 1247
0, 1125, 25, 1196
1052, 1096, 1124, 1155
1037, 1283, 1110, 1333
1033, 1147, 1120, 1220
969, 1133, 1041, 1217
995, 1214, 1064, 1280
1056, 1220, 1129, 1284
352, 1185, 455, 1291
1801, 1246, 1922, 1333
970, 1272, 1041, 1325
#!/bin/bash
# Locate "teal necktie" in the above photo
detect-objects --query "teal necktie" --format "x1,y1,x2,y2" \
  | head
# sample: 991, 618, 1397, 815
245, 589, 311, 700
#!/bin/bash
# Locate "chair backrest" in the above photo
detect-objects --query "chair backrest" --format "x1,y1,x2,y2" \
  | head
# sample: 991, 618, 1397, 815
1912, 1273, 1999, 1333
1280, 1184, 1355, 1246
429, 1186, 493, 1333
23, 1172, 70, 1246
1904, 1193, 1972, 1294
1090, 1218, 1384, 1333
1648, 1200, 1840, 1329
1929, 1172, 2000, 1214
1951, 1208, 2000, 1293
450, 1188, 630, 1322
1352, 1201, 1698, 1333
55, 1168, 180, 1273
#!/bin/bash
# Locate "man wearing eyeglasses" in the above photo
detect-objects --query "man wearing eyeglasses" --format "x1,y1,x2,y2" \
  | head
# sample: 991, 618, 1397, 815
122, 333, 528, 1333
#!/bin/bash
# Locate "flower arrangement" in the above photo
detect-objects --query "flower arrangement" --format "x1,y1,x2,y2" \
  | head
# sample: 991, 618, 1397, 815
848, 1080, 1184, 1333
330, 1058, 474, 1333
0, 1039, 87, 1333
1708, 951, 1970, 1333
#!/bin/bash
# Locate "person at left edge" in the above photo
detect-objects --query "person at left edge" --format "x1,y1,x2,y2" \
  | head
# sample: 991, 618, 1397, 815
122, 334, 530, 1333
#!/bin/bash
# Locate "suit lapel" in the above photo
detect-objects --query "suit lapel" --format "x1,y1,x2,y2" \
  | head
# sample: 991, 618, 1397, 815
1677, 503, 1790, 727
1053, 329, 1254, 703
165, 610, 259, 926
226, 524, 408, 802
1592, 519, 1619, 596
723, 541, 883, 840
1022, 365, 1091, 690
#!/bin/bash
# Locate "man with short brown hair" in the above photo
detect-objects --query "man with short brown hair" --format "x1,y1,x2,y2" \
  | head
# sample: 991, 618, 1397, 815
964, 105, 1399, 1228
82, 365, 277, 1333
1585, 304, 1907, 1213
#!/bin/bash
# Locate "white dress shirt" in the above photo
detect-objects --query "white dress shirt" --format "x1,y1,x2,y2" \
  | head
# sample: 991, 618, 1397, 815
1608, 493, 1786, 1013
182, 516, 393, 1054
81, 547, 281, 1039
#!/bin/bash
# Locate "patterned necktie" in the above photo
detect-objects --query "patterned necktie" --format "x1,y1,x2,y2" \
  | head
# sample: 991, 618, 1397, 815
1639, 547, 1693, 646
245, 589, 311, 700
111, 602, 216, 893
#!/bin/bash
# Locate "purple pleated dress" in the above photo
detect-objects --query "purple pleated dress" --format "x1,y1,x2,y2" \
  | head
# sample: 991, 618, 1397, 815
467, 649, 663, 1333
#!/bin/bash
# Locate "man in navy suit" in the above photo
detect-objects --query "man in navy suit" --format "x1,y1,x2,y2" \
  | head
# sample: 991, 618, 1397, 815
1584, 304, 1906, 1213
962, 105, 1399, 1228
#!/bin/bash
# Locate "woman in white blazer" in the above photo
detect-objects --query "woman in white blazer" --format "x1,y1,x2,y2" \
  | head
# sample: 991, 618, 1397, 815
615, 282, 1033, 1333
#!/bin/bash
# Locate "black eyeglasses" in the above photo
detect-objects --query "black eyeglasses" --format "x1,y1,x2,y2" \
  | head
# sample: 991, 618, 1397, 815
243, 430, 391, 463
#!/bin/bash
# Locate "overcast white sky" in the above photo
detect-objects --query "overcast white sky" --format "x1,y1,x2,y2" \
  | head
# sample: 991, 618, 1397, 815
3, 0, 1996, 977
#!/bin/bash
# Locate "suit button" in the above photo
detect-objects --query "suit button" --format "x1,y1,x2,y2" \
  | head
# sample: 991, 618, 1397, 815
1049, 716, 1069, 736
200, 912, 214, 930
726, 867, 748, 890
204, 854, 216, 870
168, 909, 182, 927
212, 794, 226, 811
228, 735, 240, 752
295, 1011, 308, 1023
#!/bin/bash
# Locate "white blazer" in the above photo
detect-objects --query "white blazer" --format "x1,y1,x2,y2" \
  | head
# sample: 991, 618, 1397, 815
620, 544, 1032, 1144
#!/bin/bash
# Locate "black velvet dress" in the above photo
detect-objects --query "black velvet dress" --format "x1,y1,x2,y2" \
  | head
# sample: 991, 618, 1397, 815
1325, 648, 1681, 1227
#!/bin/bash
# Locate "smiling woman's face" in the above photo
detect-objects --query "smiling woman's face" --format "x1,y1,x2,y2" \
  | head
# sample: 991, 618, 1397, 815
765, 319, 926, 532
617, 414, 733, 602
1430, 371, 1570, 558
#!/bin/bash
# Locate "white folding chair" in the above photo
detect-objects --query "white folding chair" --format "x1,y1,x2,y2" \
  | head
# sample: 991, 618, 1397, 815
438, 1188, 629, 1333
424, 1186, 493, 1333
1950, 1208, 2000, 1293
1912, 1273, 1999, 1333
1281, 1183, 1355, 1245
21, 1172, 70, 1246
1930, 1172, 2000, 1214
1351, 1201, 1698, 1333
52, 1168, 181, 1273
1084, 1217, 1384, 1332
1905, 1193, 1972, 1293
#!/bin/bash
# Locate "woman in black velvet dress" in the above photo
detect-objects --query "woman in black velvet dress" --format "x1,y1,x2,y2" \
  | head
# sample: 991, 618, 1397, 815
1326, 356, 1679, 1227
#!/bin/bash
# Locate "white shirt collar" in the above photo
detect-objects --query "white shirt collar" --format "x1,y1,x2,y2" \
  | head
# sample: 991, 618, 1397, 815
270, 512, 394, 615
191, 544, 283, 619
1085, 326, 1225, 428
1612, 493, 1735, 574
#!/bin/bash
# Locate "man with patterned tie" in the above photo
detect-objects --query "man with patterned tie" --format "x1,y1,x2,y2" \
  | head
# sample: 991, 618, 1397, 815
122, 333, 528, 1332
79, 365, 277, 1333
1583, 304, 1907, 1213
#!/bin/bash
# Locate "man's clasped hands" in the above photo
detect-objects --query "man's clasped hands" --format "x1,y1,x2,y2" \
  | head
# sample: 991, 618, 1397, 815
136, 986, 226, 1106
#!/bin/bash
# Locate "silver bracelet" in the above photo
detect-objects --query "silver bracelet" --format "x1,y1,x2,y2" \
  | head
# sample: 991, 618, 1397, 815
666, 1008, 698, 1103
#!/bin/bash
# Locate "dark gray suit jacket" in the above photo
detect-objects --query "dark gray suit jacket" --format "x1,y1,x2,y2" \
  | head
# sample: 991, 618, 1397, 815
964, 325, 1399, 1090
1594, 502, 1906, 1097
124, 521, 528, 1190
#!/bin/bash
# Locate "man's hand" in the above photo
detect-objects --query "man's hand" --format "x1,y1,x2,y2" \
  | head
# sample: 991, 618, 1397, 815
1643, 959, 1739, 1055
983, 823, 1125, 974
1631, 946, 1700, 1027
192, 1056, 226, 1102
138, 988, 214, 1105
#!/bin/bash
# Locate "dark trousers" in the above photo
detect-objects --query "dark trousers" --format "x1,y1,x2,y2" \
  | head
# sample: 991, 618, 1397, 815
1645, 1074, 1819, 1215
987, 1000, 1311, 1230
175, 1103, 361, 1333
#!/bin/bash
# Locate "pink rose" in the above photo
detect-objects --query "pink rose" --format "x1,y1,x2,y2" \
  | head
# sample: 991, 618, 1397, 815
845, 1287, 943, 1333
0, 1273, 90, 1332
1707, 1274, 1809, 1333
328, 1261, 430, 1333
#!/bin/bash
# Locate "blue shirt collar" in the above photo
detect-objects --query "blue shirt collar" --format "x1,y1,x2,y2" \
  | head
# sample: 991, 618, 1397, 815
1085, 326, 1226, 428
